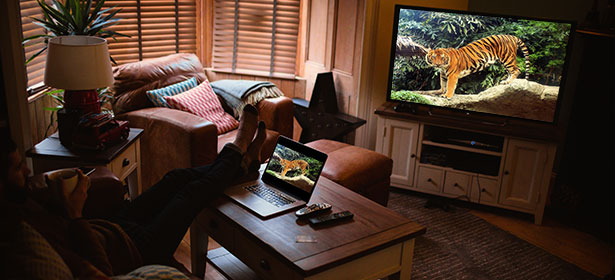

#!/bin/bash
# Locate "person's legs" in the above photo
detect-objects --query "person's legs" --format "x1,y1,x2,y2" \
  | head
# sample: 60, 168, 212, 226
132, 144, 244, 264
114, 105, 267, 265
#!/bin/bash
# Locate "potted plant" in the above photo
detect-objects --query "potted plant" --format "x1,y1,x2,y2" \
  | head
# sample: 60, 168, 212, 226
22, 0, 127, 64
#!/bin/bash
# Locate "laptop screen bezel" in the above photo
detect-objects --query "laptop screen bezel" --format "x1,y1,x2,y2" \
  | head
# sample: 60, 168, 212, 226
261, 136, 328, 202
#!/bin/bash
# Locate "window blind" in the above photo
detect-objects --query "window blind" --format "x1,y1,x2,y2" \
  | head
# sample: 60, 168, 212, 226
102, 0, 198, 65
19, 0, 198, 93
20, 0, 52, 92
213, 0, 300, 78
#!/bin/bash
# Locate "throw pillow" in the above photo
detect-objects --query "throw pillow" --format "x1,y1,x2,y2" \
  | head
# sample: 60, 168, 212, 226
165, 80, 240, 134
146, 77, 198, 107
0, 221, 73, 280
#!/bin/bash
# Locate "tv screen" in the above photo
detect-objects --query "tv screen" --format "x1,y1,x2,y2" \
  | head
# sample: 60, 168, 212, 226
387, 5, 575, 124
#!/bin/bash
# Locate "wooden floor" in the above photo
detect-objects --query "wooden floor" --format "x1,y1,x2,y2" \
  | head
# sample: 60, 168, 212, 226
173, 210, 613, 280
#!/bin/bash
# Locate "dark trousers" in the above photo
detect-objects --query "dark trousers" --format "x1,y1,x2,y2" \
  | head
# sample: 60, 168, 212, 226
110, 144, 243, 265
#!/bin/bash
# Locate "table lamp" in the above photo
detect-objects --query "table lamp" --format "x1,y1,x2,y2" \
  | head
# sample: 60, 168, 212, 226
44, 36, 114, 146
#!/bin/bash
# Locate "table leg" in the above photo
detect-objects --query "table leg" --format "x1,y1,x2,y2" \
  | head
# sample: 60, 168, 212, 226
389, 239, 415, 280
190, 211, 210, 277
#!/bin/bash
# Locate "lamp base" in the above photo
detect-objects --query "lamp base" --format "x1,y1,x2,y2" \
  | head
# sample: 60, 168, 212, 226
57, 89, 102, 147
57, 108, 82, 147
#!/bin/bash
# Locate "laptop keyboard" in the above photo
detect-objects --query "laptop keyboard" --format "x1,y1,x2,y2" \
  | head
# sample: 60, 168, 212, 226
244, 184, 296, 208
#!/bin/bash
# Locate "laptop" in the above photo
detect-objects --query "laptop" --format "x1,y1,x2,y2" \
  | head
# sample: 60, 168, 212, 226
224, 136, 328, 218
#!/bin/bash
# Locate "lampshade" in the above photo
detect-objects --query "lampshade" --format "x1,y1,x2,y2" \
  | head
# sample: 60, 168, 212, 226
44, 36, 114, 90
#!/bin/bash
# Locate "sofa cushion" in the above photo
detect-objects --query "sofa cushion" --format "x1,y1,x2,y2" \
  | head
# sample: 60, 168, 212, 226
146, 77, 198, 108
165, 80, 239, 134
112, 53, 207, 114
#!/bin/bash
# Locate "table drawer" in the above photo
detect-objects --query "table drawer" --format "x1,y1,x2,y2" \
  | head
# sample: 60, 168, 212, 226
201, 208, 234, 249
234, 231, 293, 280
110, 143, 137, 180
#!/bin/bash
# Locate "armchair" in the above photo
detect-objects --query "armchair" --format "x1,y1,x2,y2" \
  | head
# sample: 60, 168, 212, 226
110, 53, 294, 191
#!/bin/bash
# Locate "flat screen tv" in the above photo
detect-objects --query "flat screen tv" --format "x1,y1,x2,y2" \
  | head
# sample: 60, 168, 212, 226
387, 5, 575, 124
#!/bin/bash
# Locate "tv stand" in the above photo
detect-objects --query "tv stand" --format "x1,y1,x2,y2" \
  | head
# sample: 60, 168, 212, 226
393, 103, 417, 113
426, 108, 509, 127
375, 103, 557, 224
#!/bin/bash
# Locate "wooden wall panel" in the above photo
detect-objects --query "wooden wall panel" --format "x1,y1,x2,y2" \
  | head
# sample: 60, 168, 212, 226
28, 94, 58, 145
301, 0, 365, 117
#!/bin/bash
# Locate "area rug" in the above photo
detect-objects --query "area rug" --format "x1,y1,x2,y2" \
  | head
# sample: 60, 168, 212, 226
387, 189, 599, 280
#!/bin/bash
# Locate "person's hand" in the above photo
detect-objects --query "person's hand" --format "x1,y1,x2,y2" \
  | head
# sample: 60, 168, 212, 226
64, 169, 90, 219
45, 169, 90, 219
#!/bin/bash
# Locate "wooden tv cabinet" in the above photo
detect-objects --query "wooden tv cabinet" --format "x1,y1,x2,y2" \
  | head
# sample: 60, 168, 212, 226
375, 102, 557, 224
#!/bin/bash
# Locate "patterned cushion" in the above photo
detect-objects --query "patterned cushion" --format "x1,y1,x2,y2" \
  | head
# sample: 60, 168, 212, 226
165, 80, 240, 134
112, 265, 190, 280
0, 221, 73, 280
146, 77, 199, 107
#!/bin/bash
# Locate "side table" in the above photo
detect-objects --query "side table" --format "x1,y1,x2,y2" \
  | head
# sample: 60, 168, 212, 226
26, 128, 143, 200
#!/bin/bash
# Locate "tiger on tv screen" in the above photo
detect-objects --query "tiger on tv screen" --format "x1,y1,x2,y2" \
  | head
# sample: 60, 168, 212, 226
390, 7, 573, 123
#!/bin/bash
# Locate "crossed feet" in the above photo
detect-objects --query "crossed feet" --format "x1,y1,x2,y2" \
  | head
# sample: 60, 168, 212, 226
232, 104, 266, 173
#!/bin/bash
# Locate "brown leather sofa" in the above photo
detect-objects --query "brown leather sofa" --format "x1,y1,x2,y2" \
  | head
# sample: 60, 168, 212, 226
110, 53, 293, 191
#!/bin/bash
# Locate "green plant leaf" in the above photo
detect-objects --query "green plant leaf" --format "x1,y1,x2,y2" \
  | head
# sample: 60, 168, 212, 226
25, 45, 48, 64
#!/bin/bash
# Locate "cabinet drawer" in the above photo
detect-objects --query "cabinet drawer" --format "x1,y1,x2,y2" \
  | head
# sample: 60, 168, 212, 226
234, 231, 293, 280
443, 171, 470, 196
110, 143, 137, 180
470, 177, 499, 204
416, 166, 443, 193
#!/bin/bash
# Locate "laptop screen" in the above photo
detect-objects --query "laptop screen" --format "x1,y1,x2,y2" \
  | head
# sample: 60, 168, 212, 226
262, 136, 328, 201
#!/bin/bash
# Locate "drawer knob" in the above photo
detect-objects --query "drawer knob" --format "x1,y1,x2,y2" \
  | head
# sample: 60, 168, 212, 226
122, 158, 130, 167
453, 183, 462, 189
410, 154, 416, 158
259, 259, 270, 271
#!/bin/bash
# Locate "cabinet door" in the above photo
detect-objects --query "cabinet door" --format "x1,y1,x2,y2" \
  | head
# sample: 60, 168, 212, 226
375, 117, 419, 188
499, 139, 548, 210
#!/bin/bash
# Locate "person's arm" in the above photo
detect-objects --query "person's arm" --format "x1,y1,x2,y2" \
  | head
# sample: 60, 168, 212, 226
67, 218, 113, 276
47, 170, 114, 274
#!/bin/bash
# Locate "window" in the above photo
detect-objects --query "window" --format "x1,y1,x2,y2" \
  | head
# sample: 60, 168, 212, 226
101, 0, 199, 65
212, 0, 300, 79
20, 0, 51, 93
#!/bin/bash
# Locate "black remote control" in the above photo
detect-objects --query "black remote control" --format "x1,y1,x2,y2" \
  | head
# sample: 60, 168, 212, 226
309, 210, 354, 225
295, 203, 332, 217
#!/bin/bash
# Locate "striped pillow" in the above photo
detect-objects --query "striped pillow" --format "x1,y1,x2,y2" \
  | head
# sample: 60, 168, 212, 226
165, 80, 239, 134
146, 77, 198, 107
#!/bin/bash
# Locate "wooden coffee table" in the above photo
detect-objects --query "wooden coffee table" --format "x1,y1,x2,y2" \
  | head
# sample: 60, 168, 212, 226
190, 175, 426, 279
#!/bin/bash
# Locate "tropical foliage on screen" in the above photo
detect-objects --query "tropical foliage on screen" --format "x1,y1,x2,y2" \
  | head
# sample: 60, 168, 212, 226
391, 9, 571, 96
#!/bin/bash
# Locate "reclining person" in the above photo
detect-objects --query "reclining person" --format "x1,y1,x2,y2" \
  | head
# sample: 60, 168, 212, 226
0, 105, 266, 278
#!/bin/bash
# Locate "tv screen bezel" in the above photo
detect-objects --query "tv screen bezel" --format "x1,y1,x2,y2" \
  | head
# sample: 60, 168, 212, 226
385, 4, 577, 126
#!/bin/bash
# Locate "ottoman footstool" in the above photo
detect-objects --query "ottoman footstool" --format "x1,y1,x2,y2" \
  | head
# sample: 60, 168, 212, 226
306, 139, 393, 206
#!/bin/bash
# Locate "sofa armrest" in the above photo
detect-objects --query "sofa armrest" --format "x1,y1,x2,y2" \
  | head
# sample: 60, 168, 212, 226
116, 107, 218, 191
83, 167, 125, 218
257, 96, 293, 138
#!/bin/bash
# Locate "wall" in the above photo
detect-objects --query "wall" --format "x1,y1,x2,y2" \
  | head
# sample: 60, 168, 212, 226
356, 0, 469, 148
1, 0, 32, 155
301, 0, 366, 115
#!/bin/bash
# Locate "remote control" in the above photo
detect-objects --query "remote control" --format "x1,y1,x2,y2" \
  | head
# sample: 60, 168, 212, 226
295, 203, 332, 217
309, 210, 354, 225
